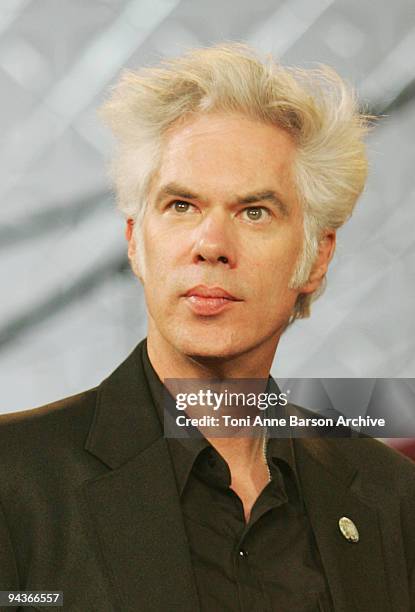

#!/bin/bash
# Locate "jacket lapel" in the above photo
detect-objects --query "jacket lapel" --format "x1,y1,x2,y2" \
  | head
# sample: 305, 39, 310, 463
294, 438, 396, 612
82, 342, 200, 612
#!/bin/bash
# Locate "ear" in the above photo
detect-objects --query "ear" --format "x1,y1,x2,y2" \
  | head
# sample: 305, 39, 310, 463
300, 230, 336, 294
125, 218, 134, 240
125, 218, 143, 281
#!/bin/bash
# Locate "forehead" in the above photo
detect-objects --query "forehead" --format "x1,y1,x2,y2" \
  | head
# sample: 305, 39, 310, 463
154, 113, 297, 200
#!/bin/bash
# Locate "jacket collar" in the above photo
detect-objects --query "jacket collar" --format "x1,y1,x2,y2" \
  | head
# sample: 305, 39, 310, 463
85, 339, 163, 469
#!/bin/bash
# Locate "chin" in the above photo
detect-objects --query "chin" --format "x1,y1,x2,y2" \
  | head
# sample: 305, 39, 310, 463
171, 326, 253, 362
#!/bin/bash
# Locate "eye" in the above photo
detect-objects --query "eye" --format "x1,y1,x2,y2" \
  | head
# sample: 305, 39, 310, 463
169, 200, 195, 213
241, 206, 271, 222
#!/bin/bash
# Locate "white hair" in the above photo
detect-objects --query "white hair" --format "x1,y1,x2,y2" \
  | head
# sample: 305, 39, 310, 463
100, 43, 371, 320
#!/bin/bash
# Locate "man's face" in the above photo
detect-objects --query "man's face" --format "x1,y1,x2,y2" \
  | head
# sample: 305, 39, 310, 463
132, 113, 311, 360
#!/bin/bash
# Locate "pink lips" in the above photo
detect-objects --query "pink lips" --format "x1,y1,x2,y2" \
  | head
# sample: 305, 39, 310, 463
184, 285, 241, 316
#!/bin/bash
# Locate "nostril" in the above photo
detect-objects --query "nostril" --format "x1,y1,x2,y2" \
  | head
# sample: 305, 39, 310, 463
194, 253, 229, 264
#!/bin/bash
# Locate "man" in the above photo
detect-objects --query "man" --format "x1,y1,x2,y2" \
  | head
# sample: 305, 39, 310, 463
0, 44, 414, 612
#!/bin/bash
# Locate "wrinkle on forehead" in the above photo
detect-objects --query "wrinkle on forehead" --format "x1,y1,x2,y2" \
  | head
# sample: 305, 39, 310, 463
155, 112, 299, 208
164, 111, 296, 151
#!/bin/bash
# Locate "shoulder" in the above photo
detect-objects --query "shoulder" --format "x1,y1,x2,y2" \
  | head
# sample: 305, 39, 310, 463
341, 436, 414, 484
288, 400, 415, 495
0, 388, 98, 480
310, 435, 415, 498
0, 388, 97, 442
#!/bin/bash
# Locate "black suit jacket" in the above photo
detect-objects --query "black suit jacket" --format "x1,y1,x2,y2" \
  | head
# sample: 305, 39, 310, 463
0, 340, 414, 611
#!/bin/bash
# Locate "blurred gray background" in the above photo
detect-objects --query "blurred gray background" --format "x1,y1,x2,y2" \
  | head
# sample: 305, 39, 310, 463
0, 0, 414, 414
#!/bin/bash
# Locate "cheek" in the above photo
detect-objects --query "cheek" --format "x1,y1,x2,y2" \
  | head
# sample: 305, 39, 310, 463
141, 224, 187, 295
241, 244, 301, 314
243, 239, 300, 283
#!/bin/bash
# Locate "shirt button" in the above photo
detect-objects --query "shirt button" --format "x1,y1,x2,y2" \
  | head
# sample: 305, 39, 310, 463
238, 549, 248, 558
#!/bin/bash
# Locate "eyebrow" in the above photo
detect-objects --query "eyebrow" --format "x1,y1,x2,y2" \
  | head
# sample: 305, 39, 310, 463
155, 182, 290, 217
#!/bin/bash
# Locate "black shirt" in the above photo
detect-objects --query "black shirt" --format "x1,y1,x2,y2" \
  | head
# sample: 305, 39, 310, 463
142, 343, 333, 611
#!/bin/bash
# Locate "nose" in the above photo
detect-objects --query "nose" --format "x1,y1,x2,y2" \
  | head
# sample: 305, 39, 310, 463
191, 210, 236, 268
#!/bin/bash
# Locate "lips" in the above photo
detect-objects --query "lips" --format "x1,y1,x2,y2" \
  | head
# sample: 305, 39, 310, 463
184, 285, 242, 316
185, 285, 239, 300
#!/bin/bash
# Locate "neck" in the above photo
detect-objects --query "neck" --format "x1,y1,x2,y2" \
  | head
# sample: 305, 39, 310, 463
146, 327, 279, 381
146, 325, 280, 461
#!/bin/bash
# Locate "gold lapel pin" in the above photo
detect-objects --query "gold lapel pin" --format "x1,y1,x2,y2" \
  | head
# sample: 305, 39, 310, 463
338, 516, 359, 543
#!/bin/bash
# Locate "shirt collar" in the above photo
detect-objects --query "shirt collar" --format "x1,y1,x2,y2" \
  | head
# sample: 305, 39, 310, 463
141, 339, 303, 502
